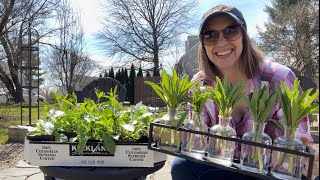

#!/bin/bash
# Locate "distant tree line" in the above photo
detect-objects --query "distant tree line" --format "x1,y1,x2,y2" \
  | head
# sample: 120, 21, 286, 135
99, 63, 161, 104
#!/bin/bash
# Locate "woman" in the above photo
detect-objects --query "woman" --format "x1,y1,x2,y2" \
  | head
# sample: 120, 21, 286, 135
171, 4, 319, 180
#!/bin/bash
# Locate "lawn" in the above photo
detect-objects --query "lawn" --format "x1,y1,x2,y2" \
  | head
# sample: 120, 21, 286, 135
0, 103, 51, 144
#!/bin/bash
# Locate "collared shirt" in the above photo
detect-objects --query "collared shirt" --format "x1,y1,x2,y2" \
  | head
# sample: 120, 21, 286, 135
191, 58, 312, 143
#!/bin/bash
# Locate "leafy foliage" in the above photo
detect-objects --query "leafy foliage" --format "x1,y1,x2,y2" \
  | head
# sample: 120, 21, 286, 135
206, 76, 244, 117
190, 87, 210, 113
276, 78, 319, 129
145, 69, 200, 109
244, 85, 277, 125
30, 87, 159, 154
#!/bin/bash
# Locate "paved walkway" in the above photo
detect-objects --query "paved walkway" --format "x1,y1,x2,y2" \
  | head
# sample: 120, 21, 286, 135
0, 156, 174, 180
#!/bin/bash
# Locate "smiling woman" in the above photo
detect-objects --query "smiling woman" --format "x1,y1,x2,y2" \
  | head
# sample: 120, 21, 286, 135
170, 4, 317, 180
201, 15, 244, 76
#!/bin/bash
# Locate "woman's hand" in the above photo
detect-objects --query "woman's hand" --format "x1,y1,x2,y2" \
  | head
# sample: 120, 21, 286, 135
152, 127, 159, 140
301, 135, 319, 180
302, 145, 319, 180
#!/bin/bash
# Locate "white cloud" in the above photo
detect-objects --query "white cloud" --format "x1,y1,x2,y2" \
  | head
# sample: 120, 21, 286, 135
70, 0, 104, 36
70, 0, 109, 74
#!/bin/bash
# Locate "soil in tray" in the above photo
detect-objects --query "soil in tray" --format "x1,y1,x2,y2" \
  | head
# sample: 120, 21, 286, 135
114, 136, 149, 144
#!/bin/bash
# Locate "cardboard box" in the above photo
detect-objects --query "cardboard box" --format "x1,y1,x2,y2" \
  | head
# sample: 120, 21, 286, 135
24, 139, 166, 167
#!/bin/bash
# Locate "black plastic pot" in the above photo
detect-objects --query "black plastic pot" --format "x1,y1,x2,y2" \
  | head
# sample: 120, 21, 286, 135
136, 136, 149, 143
114, 136, 149, 144
59, 131, 78, 140
26, 135, 55, 141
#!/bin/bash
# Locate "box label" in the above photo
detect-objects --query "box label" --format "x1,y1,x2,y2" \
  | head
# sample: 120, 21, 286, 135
35, 145, 59, 161
69, 143, 114, 156
126, 147, 148, 162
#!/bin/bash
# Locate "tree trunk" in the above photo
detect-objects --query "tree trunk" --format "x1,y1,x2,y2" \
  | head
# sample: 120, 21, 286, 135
0, 69, 22, 103
0, 33, 23, 103
153, 27, 159, 73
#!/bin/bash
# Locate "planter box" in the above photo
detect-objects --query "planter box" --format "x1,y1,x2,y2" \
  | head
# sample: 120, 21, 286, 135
24, 138, 166, 167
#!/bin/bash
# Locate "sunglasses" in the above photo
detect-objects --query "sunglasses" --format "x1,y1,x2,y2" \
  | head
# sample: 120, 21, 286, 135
200, 24, 243, 46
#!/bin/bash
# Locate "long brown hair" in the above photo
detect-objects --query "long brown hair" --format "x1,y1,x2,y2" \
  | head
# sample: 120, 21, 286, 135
198, 28, 264, 82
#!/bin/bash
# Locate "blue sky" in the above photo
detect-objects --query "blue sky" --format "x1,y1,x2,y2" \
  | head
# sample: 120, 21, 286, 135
70, 0, 272, 70
198, 0, 272, 36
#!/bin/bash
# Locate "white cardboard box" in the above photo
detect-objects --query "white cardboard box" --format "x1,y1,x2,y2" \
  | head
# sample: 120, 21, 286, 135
24, 139, 166, 167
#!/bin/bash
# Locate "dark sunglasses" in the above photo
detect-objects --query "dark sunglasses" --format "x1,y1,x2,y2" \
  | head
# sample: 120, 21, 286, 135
200, 24, 243, 46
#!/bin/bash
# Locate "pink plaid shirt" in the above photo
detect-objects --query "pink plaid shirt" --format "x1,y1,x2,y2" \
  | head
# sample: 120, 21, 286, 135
191, 58, 312, 143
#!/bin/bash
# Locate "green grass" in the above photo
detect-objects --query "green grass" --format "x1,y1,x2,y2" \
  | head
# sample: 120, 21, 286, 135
0, 103, 51, 144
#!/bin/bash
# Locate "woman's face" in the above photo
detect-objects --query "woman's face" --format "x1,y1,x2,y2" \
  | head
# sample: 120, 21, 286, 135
202, 15, 243, 72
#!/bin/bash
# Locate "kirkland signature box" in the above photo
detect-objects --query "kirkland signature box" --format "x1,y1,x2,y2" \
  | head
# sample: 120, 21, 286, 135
24, 139, 166, 167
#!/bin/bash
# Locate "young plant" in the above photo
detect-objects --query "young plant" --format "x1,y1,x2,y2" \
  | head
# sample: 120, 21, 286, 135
30, 87, 158, 155
51, 92, 80, 133
76, 87, 123, 154
145, 69, 200, 111
117, 102, 161, 141
276, 78, 319, 131
243, 85, 277, 172
275, 78, 319, 174
187, 86, 210, 152
145, 69, 200, 150
190, 87, 210, 113
30, 120, 54, 136
205, 76, 244, 117
206, 76, 244, 158
245, 85, 277, 127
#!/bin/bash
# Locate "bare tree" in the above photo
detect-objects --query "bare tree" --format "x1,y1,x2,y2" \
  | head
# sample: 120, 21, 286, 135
0, 0, 15, 36
38, 82, 56, 102
44, 0, 95, 95
0, 0, 59, 103
97, 0, 198, 70
258, 0, 319, 83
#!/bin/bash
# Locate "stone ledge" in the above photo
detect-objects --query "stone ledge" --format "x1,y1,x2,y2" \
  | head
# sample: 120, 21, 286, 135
8, 125, 35, 143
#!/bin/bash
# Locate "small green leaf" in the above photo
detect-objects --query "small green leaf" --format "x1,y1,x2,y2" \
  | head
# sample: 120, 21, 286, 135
77, 136, 89, 154
175, 111, 188, 131
102, 134, 116, 154
267, 119, 284, 130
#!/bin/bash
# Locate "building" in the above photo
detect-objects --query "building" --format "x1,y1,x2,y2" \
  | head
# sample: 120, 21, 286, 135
175, 35, 200, 78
